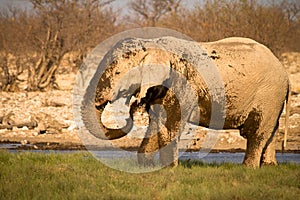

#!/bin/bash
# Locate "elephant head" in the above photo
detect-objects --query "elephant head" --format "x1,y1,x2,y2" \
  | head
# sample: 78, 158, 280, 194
81, 37, 174, 140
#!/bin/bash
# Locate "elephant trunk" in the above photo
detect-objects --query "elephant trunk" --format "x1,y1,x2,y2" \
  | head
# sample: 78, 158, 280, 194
81, 98, 133, 140
98, 101, 134, 139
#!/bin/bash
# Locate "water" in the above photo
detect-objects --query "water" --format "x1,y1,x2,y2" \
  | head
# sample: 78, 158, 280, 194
2, 143, 299, 164
179, 152, 300, 164
90, 150, 300, 164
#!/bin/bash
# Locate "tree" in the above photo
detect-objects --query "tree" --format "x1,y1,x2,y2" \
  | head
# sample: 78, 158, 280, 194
127, 0, 182, 26
0, 0, 118, 91
160, 0, 300, 55
0, 6, 32, 91
27, 0, 117, 90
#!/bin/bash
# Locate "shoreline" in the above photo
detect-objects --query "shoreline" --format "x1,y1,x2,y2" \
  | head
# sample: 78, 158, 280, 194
1, 141, 299, 154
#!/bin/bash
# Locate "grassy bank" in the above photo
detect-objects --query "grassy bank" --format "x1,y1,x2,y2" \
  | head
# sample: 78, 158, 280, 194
0, 150, 299, 200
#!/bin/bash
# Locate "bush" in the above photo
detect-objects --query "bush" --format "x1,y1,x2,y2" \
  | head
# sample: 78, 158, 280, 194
1, 0, 299, 91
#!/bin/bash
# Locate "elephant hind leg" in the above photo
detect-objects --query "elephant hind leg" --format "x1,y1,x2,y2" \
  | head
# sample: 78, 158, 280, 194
260, 123, 279, 166
242, 133, 265, 168
260, 136, 277, 166
240, 109, 279, 168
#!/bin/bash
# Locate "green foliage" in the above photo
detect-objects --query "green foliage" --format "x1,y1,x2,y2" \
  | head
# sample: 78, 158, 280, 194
0, 150, 299, 199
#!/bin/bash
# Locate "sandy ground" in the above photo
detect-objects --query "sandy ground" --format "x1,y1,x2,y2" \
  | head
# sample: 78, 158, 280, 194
0, 52, 299, 152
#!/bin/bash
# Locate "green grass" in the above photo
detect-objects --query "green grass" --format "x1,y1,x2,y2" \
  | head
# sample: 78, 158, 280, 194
0, 150, 299, 200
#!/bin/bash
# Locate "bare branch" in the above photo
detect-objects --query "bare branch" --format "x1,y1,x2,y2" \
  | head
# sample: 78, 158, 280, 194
128, 0, 182, 26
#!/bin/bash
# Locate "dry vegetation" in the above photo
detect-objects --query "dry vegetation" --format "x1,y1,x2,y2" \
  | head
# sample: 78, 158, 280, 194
0, 0, 299, 92
0, 0, 119, 91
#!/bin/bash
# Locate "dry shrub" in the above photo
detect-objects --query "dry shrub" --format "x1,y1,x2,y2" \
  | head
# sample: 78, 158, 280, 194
159, 0, 300, 56
0, 0, 299, 91
0, 0, 119, 91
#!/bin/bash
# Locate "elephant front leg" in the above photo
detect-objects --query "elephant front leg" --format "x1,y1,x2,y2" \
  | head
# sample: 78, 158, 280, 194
158, 126, 179, 167
137, 110, 160, 166
138, 123, 179, 167
137, 134, 159, 166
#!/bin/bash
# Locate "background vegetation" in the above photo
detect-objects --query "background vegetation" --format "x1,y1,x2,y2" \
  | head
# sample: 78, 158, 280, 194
0, 150, 299, 199
0, 0, 299, 91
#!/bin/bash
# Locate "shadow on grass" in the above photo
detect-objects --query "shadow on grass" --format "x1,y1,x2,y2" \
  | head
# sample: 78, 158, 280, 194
179, 159, 241, 168
179, 159, 299, 169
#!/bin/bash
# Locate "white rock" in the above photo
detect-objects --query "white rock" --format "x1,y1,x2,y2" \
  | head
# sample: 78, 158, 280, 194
21, 126, 29, 131
33, 132, 39, 136
67, 123, 78, 131
20, 140, 28, 145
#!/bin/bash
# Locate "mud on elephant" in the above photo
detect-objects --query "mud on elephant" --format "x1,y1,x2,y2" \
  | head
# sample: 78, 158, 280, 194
81, 37, 290, 168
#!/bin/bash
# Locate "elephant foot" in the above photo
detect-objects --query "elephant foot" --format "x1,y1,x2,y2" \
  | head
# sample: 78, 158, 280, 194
137, 152, 156, 167
243, 153, 277, 167
159, 141, 179, 168
163, 159, 178, 168
159, 152, 178, 167
260, 160, 277, 166
261, 137, 277, 166
242, 158, 260, 168
260, 152, 277, 166
242, 151, 261, 168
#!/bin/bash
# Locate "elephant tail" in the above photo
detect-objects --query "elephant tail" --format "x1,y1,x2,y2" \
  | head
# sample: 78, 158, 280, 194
283, 82, 291, 150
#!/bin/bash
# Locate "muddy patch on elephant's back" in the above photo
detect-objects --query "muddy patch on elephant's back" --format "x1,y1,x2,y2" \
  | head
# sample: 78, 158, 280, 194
0, 52, 300, 152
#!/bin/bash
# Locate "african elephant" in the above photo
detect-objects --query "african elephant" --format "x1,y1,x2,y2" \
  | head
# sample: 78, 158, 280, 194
81, 37, 290, 168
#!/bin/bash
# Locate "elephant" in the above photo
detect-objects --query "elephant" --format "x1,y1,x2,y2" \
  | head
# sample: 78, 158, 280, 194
81, 36, 290, 168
